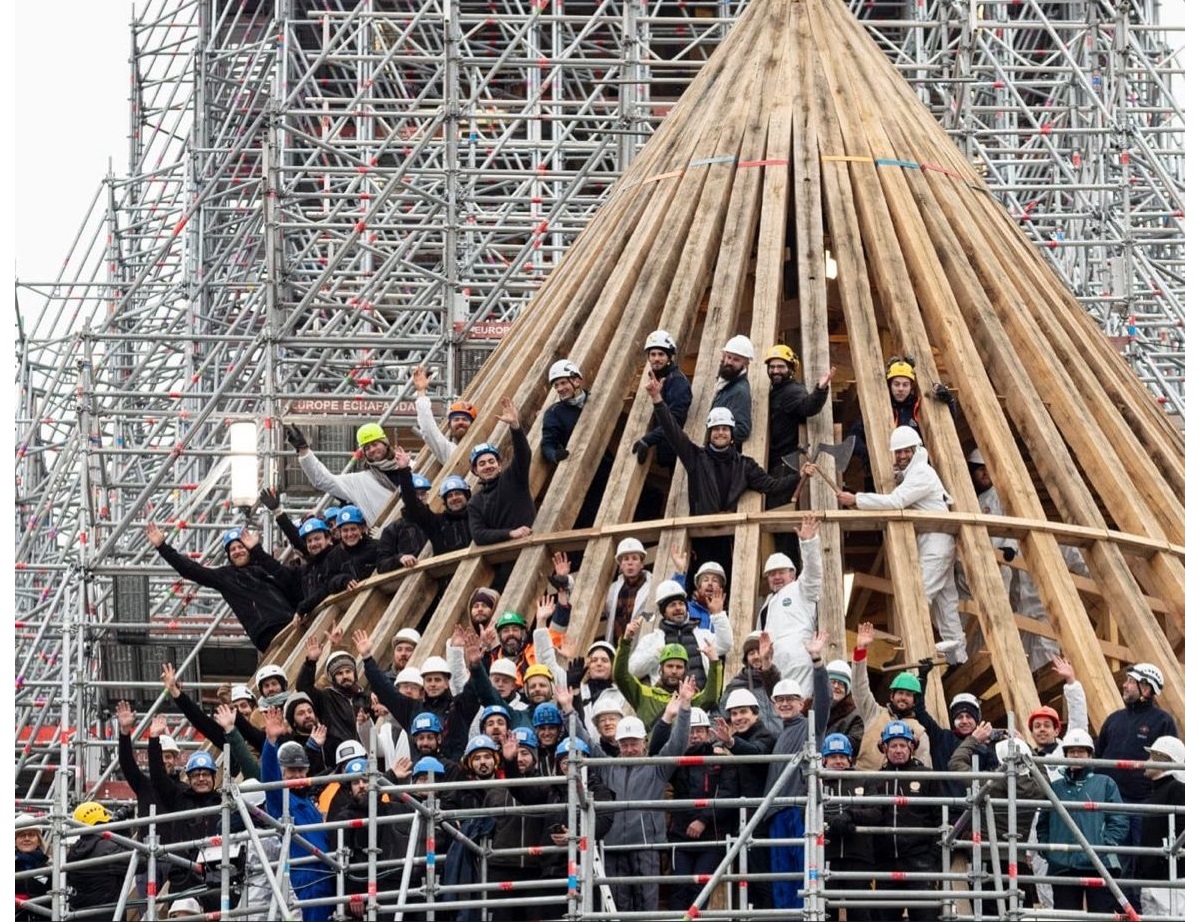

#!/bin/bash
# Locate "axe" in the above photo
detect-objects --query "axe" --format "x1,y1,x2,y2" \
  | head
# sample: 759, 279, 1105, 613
801, 435, 856, 491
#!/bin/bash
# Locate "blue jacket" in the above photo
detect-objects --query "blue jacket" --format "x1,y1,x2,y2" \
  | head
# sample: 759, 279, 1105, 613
1038, 767, 1129, 872
541, 397, 585, 463
260, 739, 334, 918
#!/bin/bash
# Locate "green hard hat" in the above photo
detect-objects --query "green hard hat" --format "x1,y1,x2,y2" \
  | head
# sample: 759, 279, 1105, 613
889, 672, 922, 693
659, 643, 689, 664
356, 422, 387, 447
496, 610, 526, 630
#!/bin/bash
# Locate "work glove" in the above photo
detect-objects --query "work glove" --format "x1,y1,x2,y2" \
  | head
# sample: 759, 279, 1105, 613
565, 657, 586, 689
632, 440, 650, 464
931, 382, 954, 405
284, 424, 309, 452
258, 488, 281, 512
1001, 546, 1017, 563
917, 656, 935, 685
826, 813, 856, 840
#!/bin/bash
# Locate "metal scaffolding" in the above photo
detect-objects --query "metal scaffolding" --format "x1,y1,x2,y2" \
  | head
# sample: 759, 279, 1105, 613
13, 0, 1184, 797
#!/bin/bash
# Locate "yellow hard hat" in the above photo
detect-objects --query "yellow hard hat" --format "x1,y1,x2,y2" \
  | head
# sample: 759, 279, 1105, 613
73, 802, 113, 826
886, 360, 915, 382
356, 422, 387, 447
523, 664, 554, 683
764, 344, 798, 368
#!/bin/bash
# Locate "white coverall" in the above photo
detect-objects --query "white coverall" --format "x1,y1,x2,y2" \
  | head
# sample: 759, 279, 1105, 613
855, 447, 966, 664
755, 535, 823, 696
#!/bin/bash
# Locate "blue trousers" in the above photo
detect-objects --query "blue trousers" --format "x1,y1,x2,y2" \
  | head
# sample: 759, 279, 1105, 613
769, 807, 806, 910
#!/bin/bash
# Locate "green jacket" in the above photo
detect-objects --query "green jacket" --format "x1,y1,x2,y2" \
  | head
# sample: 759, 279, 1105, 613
614, 636, 724, 725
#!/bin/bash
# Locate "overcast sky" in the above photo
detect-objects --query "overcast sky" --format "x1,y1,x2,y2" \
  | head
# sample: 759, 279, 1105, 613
10, 2, 1189, 287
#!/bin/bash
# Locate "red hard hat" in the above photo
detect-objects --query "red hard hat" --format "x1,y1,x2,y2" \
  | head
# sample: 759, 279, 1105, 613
1026, 705, 1061, 733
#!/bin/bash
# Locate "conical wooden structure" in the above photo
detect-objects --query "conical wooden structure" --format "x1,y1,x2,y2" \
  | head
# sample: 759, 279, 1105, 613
267, 0, 1184, 730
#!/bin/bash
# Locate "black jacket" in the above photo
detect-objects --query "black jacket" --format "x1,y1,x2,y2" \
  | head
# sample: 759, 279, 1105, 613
711, 373, 752, 448
325, 536, 380, 591
640, 363, 692, 467
64, 835, 134, 915
653, 401, 797, 515
1095, 699, 1179, 804
767, 378, 828, 469
715, 719, 778, 831
822, 772, 884, 866
1135, 772, 1185, 880
16, 848, 51, 921
870, 757, 942, 867
395, 467, 472, 556
295, 544, 353, 615
297, 658, 364, 751
376, 497, 429, 574
467, 428, 536, 545
154, 542, 298, 652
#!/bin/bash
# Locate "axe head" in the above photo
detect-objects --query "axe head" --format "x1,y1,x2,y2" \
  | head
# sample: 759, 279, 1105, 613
815, 436, 857, 474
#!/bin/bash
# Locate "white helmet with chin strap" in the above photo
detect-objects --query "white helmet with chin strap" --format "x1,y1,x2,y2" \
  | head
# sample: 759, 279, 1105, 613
889, 426, 923, 451
706, 407, 737, 430
548, 359, 582, 383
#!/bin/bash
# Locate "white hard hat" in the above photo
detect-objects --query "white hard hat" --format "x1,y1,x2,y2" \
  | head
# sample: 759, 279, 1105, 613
645, 329, 677, 353
706, 407, 737, 430
395, 666, 424, 687
994, 736, 1033, 762
591, 689, 628, 718
762, 552, 795, 575
1146, 735, 1186, 765
826, 660, 852, 688
889, 426, 923, 451
694, 561, 726, 584
335, 740, 367, 765
725, 688, 760, 711
168, 898, 204, 917
772, 679, 803, 699
548, 359, 582, 383
690, 708, 711, 728
1060, 728, 1095, 752
488, 658, 519, 680
230, 684, 255, 702
655, 580, 688, 607
967, 448, 985, 466
586, 640, 617, 659
722, 335, 755, 360
616, 716, 647, 741
1127, 662, 1165, 695
393, 627, 422, 646
420, 656, 452, 676
614, 537, 646, 561
159, 735, 181, 753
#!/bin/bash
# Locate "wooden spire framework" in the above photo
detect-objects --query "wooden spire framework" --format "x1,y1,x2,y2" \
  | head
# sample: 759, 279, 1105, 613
269, 0, 1184, 729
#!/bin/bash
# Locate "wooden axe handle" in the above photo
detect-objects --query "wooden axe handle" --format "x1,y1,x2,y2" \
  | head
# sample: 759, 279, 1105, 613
881, 656, 946, 673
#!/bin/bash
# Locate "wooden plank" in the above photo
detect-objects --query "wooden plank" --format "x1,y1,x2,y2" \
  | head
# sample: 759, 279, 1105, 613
812, 2, 954, 721
791, 0, 845, 655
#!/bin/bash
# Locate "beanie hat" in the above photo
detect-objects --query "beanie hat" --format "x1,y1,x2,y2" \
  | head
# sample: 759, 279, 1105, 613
469, 587, 500, 611
742, 631, 762, 660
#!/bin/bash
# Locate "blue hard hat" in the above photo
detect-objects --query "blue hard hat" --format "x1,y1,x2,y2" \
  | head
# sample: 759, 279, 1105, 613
439, 475, 471, 499
881, 720, 916, 745
411, 712, 443, 735
821, 733, 854, 758
512, 726, 538, 750
464, 734, 500, 757
470, 443, 500, 467
298, 518, 330, 538
412, 756, 445, 776
336, 505, 366, 526
324, 506, 342, 523
411, 473, 432, 491
555, 737, 589, 758
344, 757, 369, 776
479, 705, 511, 731
186, 751, 218, 774
532, 703, 563, 728
221, 527, 245, 549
